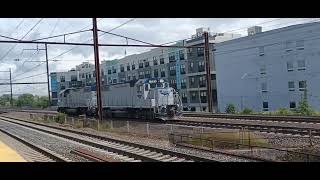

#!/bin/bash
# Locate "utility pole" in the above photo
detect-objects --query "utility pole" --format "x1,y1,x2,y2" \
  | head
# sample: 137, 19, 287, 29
92, 18, 103, 122
204, 32, 213, 112
9, 68, 13, 106
45, 43, 51, 107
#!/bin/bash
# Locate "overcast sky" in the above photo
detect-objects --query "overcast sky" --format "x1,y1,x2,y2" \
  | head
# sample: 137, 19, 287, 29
0, 18, 318, 96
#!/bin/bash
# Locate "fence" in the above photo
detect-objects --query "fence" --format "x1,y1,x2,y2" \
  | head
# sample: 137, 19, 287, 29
168, 132, 320, 162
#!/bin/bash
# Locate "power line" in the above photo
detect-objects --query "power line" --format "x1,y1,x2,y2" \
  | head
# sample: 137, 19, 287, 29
30, 29, 91, 42
97, 29, 154, 45
0, 18, 44, 63
48, 18, 60, 37
12, 72, 47, 82
13, 62, 45, 79
50, 18, 135, 61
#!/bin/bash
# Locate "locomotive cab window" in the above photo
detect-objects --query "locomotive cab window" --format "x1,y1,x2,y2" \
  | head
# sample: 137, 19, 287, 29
156, 82, 163, 88
150, 83, 156, 88
137, 84, 143, 93
145, 84, 149, 91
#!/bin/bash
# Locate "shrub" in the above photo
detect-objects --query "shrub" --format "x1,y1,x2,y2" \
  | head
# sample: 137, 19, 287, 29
274, 108, 290, 115
55, 113, 66, 124
225, 104, 236, 114
297, 100, 314, 116
241, 108, 253, 114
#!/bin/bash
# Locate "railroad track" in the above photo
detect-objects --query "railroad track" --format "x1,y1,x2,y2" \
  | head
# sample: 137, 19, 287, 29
0, 116, 232, 162
0, 128, 70, 162
183, 112, 320, 124
168, 119, 320, 137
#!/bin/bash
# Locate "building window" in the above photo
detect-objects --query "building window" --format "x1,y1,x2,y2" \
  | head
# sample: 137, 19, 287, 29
181, 64, 186, 74
263, 101, 269, 111
88, 74, 91, 78
169, 52, 175, 62
200, 91, 207, 103
127, 74, 131, 81
82, 73, 85, 78
154, 69, 159, 78
108, 69, 112, 74
139, 62, 144, 69
199, 76, 206, 87
145, 71, 151, 78
190, 62, 194, 71
290, 101, 296, 109
60, 76, 65, 82
179, 50, 185, 60
188, 48, 192, 56
191, 92, 197, 101
139, 71, 144, 79
285, 41, 294, 51
261, 82, 267, 92
259, 46, 264, 56
288, 81, 295, 91
153, 58, 158, 66
287, 61, 294, 72
93, 71, 96, 78
181, 79, 186, 89
181, 92, 188, 103
112, 67, 116, 74
191, 77, 195, 84
260, 64, 266, 75
198, 61, 205, 72
60, 85, 65, 90
297, 60, 306, 70
132, 73, 136, 80
299, 81, 307, 91
120, 65, 125, 72
161, 69, 166, 77
169, 65, 176, 76
112, 79, 117, 84
127, 64, 130, 71
197, 47, 204, 56
145, 61, 150, 67
132, 64, 136, 70
160, 55, 164, 64
296, 40, 304, 50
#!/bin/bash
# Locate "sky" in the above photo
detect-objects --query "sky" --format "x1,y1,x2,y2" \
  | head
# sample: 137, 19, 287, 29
0, 18, 318, 96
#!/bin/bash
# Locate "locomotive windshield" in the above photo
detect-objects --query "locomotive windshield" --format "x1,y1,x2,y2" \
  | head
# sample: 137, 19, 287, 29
147, 79, 166, 88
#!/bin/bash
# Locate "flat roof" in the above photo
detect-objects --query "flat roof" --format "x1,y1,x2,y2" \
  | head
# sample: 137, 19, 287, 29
216, 21, 320, 47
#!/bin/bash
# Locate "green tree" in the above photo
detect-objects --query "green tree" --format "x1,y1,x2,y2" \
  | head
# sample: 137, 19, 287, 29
0, 95, 11, 106
225, 104, 236, 114
297, 100, 313, 116
16, 94, 34, 107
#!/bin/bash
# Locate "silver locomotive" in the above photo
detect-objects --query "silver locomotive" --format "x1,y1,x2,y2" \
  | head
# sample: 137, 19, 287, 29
57, 78, 182, 120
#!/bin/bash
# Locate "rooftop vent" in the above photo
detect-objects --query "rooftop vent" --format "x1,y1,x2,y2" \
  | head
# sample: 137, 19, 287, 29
248, 26, 262, 36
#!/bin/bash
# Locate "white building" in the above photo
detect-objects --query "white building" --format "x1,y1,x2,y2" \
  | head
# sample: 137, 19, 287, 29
215, 22, 320, 112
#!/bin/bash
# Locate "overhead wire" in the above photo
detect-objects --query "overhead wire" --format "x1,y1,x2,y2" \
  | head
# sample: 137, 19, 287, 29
50, 18, 134, 61
0, 18, 44, 63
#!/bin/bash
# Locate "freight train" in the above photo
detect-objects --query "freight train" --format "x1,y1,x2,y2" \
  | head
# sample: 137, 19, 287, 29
57, 78, 182, 120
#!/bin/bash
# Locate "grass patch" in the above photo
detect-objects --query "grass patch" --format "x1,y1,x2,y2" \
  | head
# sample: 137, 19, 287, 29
74, 120, 84, 128
183, 131, 269, 150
